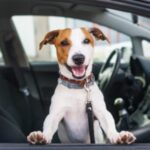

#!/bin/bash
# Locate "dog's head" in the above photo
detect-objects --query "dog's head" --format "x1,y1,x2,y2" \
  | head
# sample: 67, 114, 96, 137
40, 27, 109, 80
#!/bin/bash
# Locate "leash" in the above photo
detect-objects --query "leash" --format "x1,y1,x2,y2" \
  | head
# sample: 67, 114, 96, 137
84, 80, 95, 143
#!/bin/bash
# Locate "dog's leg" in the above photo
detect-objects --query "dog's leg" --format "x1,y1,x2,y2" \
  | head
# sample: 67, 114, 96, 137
43, 111, 66, 143
27, 99, 66, 144
93, 98, 136, 144
94, 120, 106, 144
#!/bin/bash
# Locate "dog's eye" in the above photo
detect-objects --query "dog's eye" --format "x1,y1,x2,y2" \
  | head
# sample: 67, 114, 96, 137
83, 38, 90, 44
60, 40, 69, 46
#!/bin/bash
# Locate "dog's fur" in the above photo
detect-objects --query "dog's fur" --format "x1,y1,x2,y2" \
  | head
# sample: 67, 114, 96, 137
27, 27, 136, 144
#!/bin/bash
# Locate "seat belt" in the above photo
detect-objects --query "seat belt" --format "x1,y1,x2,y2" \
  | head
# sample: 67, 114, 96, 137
4, 34, 31, 134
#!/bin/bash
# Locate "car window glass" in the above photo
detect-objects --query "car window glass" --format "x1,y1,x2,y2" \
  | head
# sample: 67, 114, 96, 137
142, 40, 150, 57
139, 16, 150, 31
108, 9, 150, 31
12, 16, 132, 63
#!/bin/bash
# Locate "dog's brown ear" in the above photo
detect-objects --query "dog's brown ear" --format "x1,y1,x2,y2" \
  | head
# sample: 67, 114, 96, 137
90, 27, 110, 43
39, 30, 59, 50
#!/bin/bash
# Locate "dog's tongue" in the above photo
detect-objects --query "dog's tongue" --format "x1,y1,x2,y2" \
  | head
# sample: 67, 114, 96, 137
72, 66, 86, 77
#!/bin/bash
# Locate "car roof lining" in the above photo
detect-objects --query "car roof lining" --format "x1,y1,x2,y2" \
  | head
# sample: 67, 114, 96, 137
0, 0, 150, 17
31, 3, 106, 16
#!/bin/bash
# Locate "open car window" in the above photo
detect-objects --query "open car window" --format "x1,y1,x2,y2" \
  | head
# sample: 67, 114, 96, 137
12, 16, 132, 63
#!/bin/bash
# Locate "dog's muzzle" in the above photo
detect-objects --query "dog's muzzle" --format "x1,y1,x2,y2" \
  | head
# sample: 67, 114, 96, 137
72, 54, 85, 66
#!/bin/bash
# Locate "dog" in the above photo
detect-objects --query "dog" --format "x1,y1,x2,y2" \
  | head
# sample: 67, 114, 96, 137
27, 27, 136, 144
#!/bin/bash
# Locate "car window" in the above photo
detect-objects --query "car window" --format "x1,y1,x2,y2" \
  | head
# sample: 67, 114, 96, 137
12, 16, 132, 63
142, 40, 150, 57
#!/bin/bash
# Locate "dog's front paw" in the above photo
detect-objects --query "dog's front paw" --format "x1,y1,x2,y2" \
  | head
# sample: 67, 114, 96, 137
27, 131, 49, 144
110, 131, 136, 144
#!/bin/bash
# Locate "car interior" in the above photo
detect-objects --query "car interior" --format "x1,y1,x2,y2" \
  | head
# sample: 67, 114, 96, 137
0, 0, 150, 149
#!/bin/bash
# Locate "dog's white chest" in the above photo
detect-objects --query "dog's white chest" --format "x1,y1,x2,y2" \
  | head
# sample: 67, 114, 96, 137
55, 85, 90, 142
64, 99, 89, 141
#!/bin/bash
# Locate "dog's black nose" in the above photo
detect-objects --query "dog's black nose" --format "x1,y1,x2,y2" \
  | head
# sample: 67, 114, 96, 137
72, 54, 85, 65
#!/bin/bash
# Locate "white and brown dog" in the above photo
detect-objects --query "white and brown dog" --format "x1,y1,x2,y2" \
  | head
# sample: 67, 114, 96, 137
27, 27, 136, 144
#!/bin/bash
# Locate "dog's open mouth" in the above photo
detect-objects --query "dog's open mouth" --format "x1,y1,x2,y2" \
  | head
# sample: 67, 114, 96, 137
66, 65, 88, 79
71, 66, 87, 78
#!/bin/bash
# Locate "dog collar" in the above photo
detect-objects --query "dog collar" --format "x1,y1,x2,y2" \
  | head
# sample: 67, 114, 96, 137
58, 73, 95, 89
